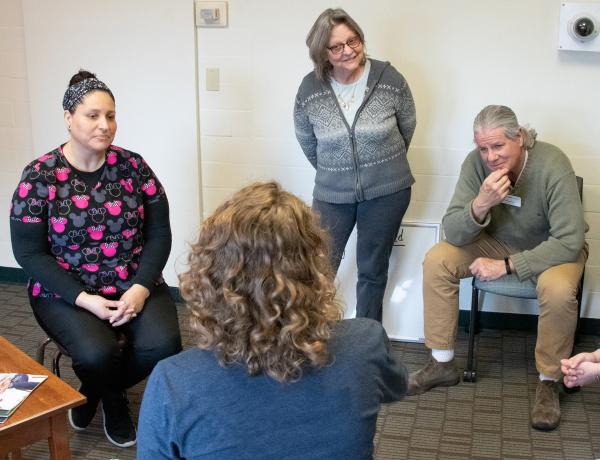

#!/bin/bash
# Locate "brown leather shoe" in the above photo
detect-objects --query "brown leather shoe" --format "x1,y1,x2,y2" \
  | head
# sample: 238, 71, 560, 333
531, 380, 561, 431
407, 356, 460, 396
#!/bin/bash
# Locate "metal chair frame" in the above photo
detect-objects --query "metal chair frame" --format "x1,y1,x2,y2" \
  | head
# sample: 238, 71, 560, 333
35, 336, 69, 378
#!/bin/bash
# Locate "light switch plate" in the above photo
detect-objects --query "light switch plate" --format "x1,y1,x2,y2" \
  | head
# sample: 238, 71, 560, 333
195, 1, 228, 28
206, 68, 220, 91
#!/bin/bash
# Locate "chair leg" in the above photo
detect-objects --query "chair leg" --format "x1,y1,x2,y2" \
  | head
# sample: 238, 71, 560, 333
35, 337, 53, 366
464, 280, 479, 382
52, 350, 63, 378
574, 267, 585, 342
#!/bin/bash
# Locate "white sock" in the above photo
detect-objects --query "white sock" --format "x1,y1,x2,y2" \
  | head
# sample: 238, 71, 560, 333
432, 349, 454, 363
539, 373, 558, 382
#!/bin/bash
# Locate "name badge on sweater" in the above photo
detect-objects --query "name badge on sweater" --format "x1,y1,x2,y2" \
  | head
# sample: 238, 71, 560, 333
502, 195, 521, 207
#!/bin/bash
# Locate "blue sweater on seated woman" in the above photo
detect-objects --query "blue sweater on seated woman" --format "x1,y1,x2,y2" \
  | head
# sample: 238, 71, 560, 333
137, 318, 407, 460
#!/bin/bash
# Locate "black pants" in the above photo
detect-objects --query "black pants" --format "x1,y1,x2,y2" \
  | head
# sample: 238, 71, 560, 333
312, 188, 411, 322
30, 283, 182, 395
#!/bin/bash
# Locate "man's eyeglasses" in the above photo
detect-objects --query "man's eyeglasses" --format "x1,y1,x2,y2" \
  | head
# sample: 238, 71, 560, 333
327, 36, 362, 55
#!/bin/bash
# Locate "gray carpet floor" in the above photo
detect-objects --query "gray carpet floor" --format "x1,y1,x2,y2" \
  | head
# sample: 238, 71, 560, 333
1, 281, 600, 460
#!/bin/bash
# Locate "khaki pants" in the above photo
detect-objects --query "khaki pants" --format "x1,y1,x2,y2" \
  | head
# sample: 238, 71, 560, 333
423, 233, 587, 379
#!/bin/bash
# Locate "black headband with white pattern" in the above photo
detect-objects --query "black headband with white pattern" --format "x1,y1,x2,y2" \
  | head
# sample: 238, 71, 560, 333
62, 78, 114, 112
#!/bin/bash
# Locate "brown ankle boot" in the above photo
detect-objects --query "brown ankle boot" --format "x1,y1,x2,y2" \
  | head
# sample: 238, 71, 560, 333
407, 356, 460, 396
531, 380, 560, 431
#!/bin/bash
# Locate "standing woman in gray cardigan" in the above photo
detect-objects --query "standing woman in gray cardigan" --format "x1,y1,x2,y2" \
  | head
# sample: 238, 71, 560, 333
294, 8, 416, 321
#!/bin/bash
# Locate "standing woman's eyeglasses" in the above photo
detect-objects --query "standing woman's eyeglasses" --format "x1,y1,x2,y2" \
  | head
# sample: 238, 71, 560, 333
327, 36, 362, 55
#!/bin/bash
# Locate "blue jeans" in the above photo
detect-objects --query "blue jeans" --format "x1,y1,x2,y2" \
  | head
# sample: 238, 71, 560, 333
313, 188, 411, 322
30, 283, 182, 396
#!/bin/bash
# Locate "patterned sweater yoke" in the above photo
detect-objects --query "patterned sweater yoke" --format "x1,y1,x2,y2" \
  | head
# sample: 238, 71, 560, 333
294, 59, 416, 204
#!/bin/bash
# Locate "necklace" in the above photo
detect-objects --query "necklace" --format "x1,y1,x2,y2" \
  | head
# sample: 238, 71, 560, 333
62, 143, 106, 172
514, 150, 529, 185
333, 80, 359, 111
332, 63, 368, 112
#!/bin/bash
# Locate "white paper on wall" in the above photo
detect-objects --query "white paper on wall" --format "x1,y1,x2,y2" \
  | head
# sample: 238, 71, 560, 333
336, 221, 441, 342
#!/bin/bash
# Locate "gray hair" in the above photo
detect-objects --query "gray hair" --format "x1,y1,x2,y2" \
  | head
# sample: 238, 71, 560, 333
305, 8, 365, 81
473, 105, 537, 149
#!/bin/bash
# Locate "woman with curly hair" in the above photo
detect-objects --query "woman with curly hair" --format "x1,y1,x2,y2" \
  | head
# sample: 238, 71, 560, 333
137, 182, 408, 459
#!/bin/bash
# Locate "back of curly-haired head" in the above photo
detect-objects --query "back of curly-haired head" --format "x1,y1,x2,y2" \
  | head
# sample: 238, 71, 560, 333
179, 181, 343, 382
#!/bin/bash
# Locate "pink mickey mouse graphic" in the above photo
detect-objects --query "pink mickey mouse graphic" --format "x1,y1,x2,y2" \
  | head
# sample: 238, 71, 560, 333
32, 281, 42, 297
133, 245, 143, 255
100, 242, 118, 257
122, 228, 137, 239
104, 200, 122, 216
72, 195, 90, 209
56, 258, 69, 270
50, 216, 68, 233
128, 158, 139, 169
100, 285, 117, 295
107, 151, 117, 165
55, 166, 71, 182
115, 265, 129, 280
82, 263, 99, 272
120, 178, 134, 193
137, 205, 144, 220
18, 182, 32, 198
87, 225, 106, 241
37, 153, 54, 162
48, 184, 57, 201
141, 179, 156, 196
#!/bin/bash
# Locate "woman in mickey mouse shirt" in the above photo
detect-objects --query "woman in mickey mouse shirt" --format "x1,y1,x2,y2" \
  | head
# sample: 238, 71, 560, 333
9, 70, 182, 448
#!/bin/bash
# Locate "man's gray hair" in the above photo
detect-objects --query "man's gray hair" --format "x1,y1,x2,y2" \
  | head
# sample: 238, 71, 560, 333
473, 105, 537, 149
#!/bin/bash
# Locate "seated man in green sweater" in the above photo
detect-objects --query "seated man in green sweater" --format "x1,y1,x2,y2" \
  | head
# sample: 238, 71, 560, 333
407, 105, 587, 431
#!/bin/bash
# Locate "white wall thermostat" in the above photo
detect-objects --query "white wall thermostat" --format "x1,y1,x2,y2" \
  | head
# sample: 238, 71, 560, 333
195, 1, 228, 28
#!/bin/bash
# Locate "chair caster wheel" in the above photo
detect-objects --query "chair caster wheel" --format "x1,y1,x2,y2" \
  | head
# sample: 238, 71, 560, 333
463, 370, 477, 382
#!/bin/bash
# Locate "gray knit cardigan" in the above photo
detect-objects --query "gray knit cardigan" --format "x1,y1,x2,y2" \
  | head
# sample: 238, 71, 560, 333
294, 59, 416, 204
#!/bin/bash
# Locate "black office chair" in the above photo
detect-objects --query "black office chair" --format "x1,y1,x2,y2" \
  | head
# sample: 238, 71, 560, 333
35, 337, 68, 378
463, 175, 585, 382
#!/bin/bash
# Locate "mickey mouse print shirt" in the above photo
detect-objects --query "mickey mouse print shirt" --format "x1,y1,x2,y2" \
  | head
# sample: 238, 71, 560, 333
9, 145, 172, 304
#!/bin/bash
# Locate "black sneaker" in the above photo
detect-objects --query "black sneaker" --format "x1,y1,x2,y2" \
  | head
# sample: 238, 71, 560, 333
68, 385, 100, 431
101, 390, 137, 447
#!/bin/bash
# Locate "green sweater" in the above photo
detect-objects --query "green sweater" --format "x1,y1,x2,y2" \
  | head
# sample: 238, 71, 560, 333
442, 141, 585, 281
